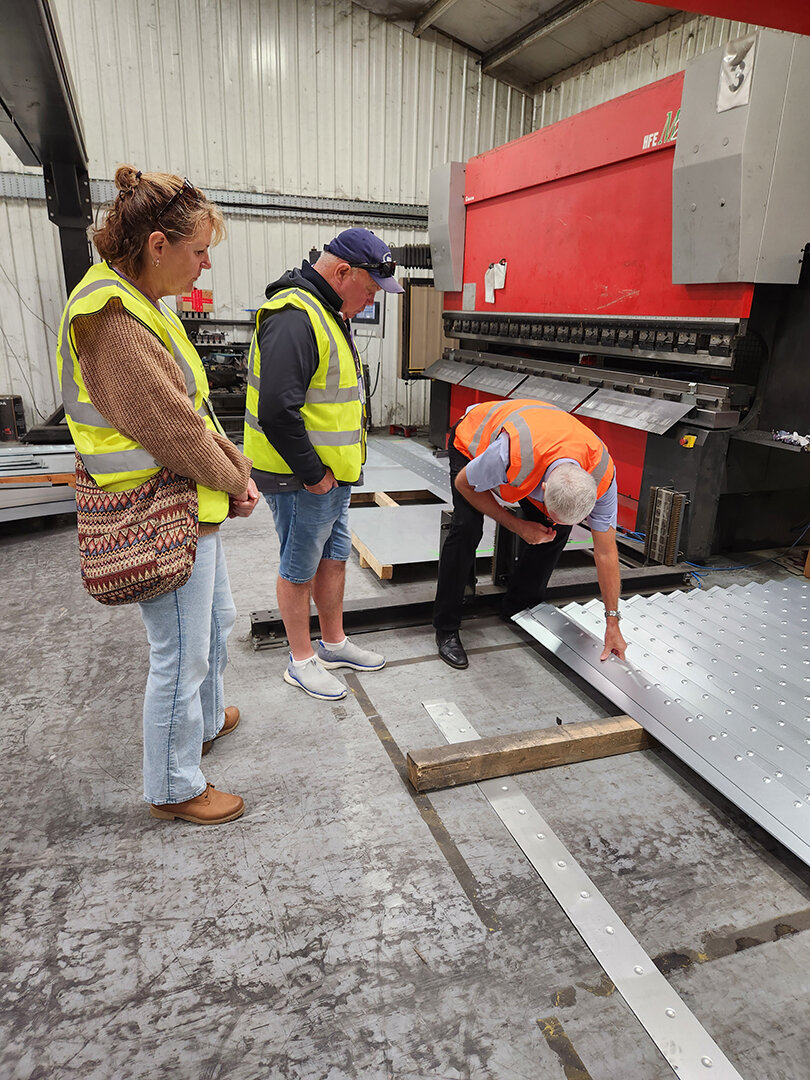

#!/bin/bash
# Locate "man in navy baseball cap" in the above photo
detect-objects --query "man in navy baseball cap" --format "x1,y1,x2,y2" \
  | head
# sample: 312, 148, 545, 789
323, 228, 405, 294
244, 225, 404, 701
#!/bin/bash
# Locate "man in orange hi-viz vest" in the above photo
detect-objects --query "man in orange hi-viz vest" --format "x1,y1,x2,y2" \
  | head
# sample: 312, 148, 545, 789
433, 398, 627, 670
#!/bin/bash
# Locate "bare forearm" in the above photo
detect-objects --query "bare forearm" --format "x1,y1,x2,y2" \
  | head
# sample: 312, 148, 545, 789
594, 550, 621, 611
591, 527, 627, 660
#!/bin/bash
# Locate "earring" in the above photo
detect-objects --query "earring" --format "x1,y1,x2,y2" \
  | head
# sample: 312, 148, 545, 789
153, 259, 160, 268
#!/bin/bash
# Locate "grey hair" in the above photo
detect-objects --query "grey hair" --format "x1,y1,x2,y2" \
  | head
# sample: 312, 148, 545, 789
543, 463, 598, 524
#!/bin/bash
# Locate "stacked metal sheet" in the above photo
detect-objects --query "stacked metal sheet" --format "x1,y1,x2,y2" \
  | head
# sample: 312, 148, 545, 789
514, 579, 810, 866
0, 444, 76, 521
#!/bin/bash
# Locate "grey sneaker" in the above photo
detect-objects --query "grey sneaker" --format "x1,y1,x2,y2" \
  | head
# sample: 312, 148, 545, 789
316, 638, 386, 671
283, 655, 347, 700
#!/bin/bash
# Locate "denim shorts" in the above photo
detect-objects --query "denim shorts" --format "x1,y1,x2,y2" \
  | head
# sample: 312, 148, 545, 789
265, 486, 353, 584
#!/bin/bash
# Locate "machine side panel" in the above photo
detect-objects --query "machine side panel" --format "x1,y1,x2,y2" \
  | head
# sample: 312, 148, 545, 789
759, 36, 810, 283
674, 29, 810, 285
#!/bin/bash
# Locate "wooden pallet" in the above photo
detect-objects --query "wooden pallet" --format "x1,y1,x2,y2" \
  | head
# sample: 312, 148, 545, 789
350, 489, 446, 580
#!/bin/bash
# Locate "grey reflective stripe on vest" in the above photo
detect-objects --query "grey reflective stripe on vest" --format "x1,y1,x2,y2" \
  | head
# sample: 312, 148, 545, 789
247, 290, 357, 410
159, 300, 198, 400
308, 429, 362, 446
81, 446, 160, 472
58, 281, 115, 427
466, 401, 508, 457
591, 442, 612, 486
306, 386, 360, 404
244, 415, 359, 448
508, 411, 537, 487
271, 287, 344, 400
465, 400, 557, 459
247, 336, 260, 392
61, 278, 205, 427
507, 402, 604, 488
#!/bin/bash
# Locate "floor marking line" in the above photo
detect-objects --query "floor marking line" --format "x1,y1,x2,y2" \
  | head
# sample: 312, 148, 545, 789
345, 673, 500, 932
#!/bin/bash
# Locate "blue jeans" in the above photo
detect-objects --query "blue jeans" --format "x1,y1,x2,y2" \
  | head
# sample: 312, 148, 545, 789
137, 532, 236, 804
265, 486, 352, 583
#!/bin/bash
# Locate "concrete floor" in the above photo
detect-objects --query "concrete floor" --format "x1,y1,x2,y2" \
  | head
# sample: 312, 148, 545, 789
2, 438, 810, 1080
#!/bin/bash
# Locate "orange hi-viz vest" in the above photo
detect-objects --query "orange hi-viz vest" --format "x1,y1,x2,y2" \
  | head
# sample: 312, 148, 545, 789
453, 398, 615, 513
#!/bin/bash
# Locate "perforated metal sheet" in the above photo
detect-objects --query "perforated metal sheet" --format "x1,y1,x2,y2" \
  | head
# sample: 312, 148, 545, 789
514, 580, 810, 866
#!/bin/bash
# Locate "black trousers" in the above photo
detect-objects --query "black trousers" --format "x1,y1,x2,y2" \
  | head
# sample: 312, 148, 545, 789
433, 433, 572, 632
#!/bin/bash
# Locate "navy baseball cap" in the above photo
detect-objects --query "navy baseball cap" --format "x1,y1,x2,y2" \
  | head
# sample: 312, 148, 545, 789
323, 228, 404, 294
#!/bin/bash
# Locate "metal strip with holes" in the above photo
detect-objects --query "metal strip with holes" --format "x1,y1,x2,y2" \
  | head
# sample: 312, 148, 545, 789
422, 700, 745, 1080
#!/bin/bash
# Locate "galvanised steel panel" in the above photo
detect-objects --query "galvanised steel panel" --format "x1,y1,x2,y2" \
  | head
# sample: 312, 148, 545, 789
349, 504, 495, 565
671, 586, 810, 669
639, 589, 810, 704
567, 599, 810, 783
514, 581, 810, 866
422, 699, 746, 1080
621, 593, 810, 721
364, 435, 456, 496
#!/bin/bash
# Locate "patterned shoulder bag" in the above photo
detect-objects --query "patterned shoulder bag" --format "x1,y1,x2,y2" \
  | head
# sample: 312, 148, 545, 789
74, 452, 199, 605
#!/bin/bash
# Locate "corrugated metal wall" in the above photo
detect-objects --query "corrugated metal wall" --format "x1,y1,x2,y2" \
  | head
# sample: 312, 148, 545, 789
0, 0, 532, 431
532, 11, 754, 129
0, 5, 766, 433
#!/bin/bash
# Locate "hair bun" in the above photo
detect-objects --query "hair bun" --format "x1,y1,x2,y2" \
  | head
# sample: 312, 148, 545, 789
114, 164, 142, 193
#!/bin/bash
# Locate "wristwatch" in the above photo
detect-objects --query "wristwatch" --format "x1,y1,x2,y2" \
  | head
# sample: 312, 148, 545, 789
604, 608, 621, 620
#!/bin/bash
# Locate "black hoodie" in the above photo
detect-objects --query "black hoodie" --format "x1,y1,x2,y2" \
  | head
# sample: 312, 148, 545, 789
252, 261, 359, 493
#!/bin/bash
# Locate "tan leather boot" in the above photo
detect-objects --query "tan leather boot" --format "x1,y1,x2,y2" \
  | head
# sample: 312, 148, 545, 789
150, 783, 244, 824
202, 705, 240, 756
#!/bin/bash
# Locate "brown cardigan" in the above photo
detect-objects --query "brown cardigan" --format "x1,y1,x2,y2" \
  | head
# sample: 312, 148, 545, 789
72, 298, 251, 534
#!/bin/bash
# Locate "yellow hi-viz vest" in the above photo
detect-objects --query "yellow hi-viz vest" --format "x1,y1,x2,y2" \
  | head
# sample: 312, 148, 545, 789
56, 262, 229, 524
243, 287, 365, 483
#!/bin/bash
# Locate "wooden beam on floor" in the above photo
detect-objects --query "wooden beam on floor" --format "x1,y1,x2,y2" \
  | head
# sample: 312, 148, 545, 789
0, 473, 75, 487
407, 715, 651, 792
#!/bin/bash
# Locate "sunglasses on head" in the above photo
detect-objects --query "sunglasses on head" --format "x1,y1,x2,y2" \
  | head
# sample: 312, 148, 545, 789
350, 260, 396, 278
156, 177, 195, 221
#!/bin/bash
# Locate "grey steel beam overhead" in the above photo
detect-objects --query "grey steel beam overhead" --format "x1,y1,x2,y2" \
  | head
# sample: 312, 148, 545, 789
481, 0, 604, 73
414, 0, 463, 37
0, 0, 87, 167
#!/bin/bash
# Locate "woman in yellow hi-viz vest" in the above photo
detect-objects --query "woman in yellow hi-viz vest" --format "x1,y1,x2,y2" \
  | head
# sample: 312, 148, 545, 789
56, 166, 258, 826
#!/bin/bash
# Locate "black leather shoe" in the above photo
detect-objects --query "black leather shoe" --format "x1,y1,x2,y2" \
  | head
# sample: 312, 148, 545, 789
436, 630, 469, 669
